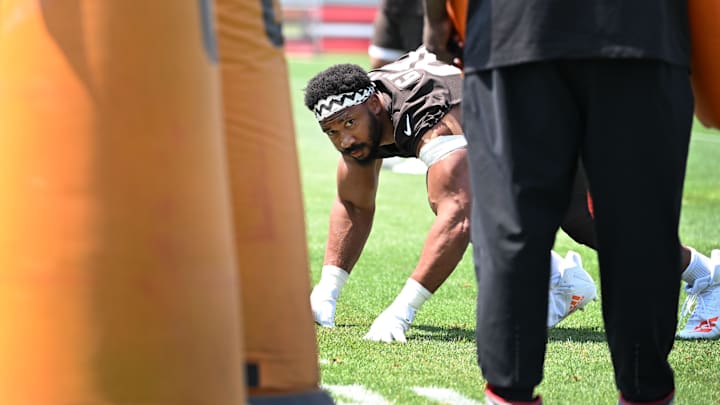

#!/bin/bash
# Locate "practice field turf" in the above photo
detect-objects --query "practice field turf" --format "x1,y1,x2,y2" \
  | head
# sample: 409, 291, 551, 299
287, 53, 720, 405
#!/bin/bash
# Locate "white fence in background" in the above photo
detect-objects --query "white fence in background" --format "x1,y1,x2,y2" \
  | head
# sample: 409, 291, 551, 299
280, 0, 379, 53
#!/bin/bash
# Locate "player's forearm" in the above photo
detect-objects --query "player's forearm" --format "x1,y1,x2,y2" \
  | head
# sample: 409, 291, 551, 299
411, 214, 470, 292
323, 198, 375, 273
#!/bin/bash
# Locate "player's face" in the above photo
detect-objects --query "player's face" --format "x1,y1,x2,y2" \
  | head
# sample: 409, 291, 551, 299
320, 103, 382, 165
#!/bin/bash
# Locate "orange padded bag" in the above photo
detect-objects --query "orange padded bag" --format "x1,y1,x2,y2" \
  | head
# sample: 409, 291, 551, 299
689, 0, 720, 129
215, 0, 328, 401
0, 1, 244, 403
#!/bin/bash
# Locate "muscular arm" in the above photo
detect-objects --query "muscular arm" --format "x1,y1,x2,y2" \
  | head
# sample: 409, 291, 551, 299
412, 106, 472, 292
413, 149, 471, 292
323, 157, 382, 273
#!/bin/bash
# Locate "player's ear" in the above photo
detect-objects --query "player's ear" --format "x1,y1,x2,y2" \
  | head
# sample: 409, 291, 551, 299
367, 93, 383, 115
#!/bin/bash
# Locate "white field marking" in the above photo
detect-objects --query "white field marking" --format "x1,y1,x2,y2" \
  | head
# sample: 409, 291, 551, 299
413, 386, 484, 405
693, 133, 720, 144
323, 384, 391, 405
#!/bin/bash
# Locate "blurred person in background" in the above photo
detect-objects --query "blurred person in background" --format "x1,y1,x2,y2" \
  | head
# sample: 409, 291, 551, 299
369, 0, 429, 175
368, 0, 423, 69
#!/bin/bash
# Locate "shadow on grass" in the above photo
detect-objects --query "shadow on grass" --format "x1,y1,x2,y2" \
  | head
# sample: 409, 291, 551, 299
547, 327, 606, 343
411, 325, 475, 342
407, 325, 607, 343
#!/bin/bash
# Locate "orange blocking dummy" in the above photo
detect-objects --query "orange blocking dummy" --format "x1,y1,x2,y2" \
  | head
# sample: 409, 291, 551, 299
0, 1, 245, 403
689, 0, 720, 129
214, 0, 332, 402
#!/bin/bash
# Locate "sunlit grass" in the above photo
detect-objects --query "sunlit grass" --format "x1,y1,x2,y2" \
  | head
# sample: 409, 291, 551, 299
289, 53, 720, 405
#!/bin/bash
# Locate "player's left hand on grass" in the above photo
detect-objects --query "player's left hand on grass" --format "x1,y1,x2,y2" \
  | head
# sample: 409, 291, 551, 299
363, 303, 417, 343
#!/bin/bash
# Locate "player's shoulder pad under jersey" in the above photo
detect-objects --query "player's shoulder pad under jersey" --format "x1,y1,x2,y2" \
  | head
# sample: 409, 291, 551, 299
368, 46, 461, 90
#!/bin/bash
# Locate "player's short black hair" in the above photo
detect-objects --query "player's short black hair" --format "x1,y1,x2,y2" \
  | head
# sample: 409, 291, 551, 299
303, 64, 372, 111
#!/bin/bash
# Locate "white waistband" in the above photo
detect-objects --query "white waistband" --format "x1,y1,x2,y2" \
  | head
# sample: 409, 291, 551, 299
418, 135, 467, 167
368, 45, 405, 61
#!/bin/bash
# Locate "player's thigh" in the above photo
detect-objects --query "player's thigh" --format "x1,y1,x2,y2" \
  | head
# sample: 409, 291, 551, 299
560, 163, 598, 249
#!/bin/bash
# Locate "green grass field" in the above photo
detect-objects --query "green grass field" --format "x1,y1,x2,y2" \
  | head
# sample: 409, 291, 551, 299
287, 53, 720, 405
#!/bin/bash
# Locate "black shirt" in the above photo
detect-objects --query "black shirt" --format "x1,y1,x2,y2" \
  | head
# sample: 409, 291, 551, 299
463, 0, 690, 72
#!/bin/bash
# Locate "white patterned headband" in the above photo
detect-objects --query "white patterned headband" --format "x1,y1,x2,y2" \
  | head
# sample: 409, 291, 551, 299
313, 84, 376, 121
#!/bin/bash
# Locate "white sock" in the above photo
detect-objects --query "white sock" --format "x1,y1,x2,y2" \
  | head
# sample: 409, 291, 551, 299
315, 265, 349, 299
394, 278, 433, 310
681, 248, 712, 286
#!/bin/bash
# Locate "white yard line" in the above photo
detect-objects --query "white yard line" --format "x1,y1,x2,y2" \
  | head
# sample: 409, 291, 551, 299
413, 386, 484, 405
323, 384, 391, 405
693, 132, 720, 144
322, 384, 485, 405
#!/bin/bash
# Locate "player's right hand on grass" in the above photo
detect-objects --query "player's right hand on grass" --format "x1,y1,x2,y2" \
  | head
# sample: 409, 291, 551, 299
363, 303, 416, 343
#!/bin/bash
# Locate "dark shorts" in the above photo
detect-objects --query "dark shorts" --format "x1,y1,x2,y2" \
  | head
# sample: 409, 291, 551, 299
369, 5, 423, 60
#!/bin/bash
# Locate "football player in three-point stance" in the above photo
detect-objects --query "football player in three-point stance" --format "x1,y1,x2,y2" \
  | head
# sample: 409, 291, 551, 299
304, 48, 598, 342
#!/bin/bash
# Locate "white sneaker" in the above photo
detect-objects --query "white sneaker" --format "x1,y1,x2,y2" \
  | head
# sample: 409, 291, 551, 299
547, 251, 598, 328
363, 302, 416, 343
677, 249, 720, 339
310, 284, 339, 328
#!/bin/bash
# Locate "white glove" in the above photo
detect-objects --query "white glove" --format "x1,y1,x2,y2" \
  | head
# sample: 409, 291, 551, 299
363, 303, 417, 343
310, 284, 339, 328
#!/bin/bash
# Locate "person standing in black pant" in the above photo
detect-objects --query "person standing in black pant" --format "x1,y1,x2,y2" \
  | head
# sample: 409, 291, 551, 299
460, 2, 693, 404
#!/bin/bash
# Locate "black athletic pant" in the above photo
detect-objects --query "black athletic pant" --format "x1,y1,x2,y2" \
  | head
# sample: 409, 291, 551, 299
464, 59, 692, 402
